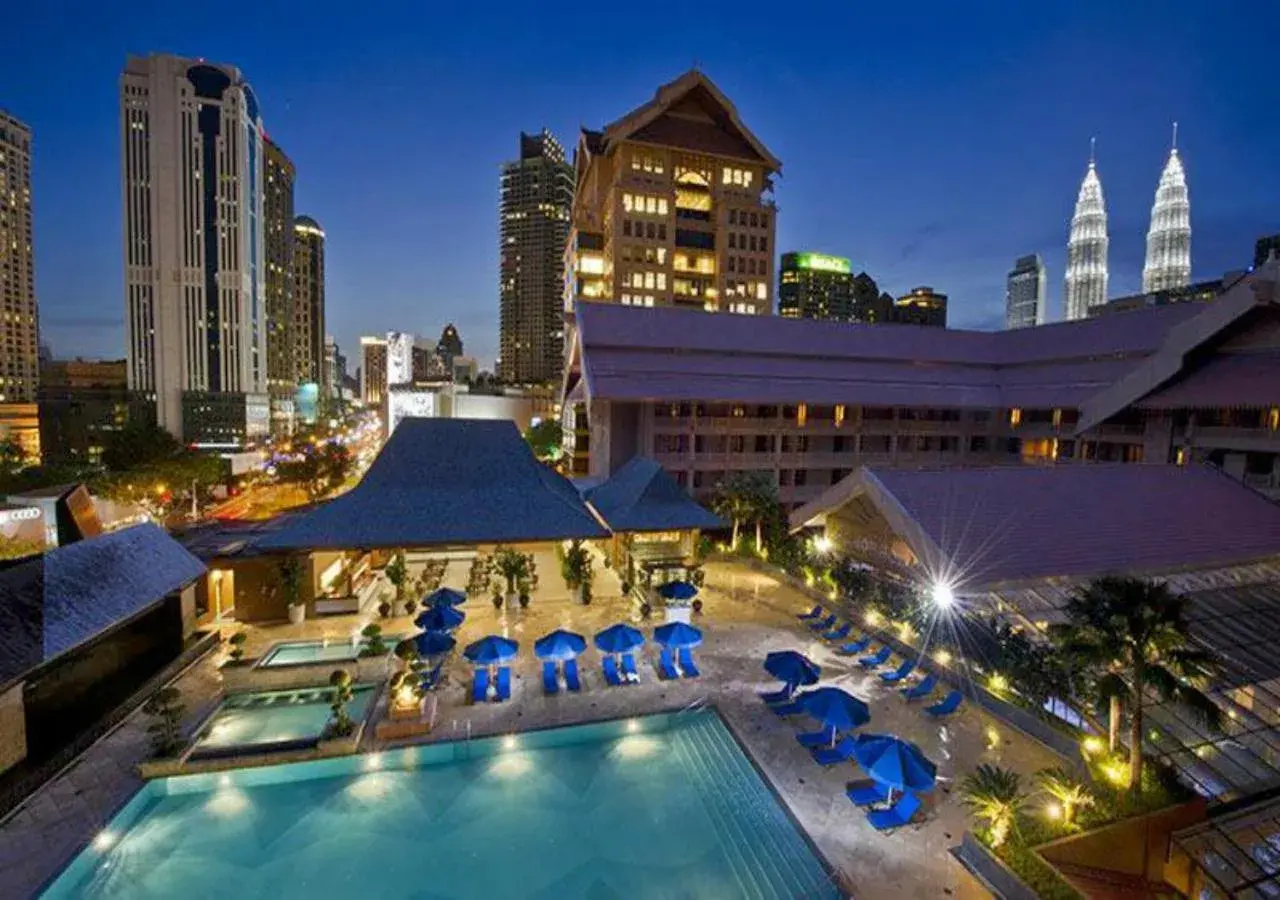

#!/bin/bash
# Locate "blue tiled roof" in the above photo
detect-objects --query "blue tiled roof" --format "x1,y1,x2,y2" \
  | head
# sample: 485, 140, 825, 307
0, 523, 206, 685
258, 418, 609, 550
585, 457, 723, 533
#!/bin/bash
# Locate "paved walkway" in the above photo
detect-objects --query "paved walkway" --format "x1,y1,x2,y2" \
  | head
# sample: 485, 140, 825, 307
0, 559, 1059, 898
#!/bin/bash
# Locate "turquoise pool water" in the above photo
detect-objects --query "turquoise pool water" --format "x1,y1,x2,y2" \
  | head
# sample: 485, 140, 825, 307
45, 709, 841, 899
192, 686, 376, 756
258, 637, 403, 667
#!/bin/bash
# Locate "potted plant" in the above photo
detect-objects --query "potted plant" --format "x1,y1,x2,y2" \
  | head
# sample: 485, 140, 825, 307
278, 555, 306, 625
559, 539, 594, 603
518, 578, 531, 609
142, 686, 186, 758
226, 631, 248, 663
326, 669, 355, 738
492, 590, 504, 610
692, 598, 703, 615
492, 546, 532, 606
385, 550, 408, 615
640, 601, 652, 619
359, 623, 388, 657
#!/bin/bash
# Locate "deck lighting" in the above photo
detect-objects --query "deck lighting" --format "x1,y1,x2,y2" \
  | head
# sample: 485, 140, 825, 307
93, 831, 116, 851
1081, 736, 1104, 756
988, 673, 1009, 693
1045, 802, 1062, 821
627, 719, 640, 733
503, 735, 518, 751
933, 650, 952, 666
930, 581, 955, 610
1103, 761, 1128, 786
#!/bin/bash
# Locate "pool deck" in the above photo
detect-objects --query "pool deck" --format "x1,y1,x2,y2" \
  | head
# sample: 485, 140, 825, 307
0, 559, 1061, 899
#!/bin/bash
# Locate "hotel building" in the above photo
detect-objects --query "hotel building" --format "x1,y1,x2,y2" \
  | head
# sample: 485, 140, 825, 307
360, 336, 388, 407
564, 70, 781, 332
0, 110, 39, 461
563, 261, 1280, 504
120, 53, 269, 448
893, 286, 947, 327
263, 137, 296, 431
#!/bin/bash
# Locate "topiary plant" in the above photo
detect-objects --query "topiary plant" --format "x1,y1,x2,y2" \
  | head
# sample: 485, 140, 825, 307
327, 669, 355, 738
142, 686, 186, 758
227, 631, 248, 662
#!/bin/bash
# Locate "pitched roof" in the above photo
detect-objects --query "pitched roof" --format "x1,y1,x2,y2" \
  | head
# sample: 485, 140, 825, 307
584, 457, 723, 533
0, 523, 206, 686
1137, 350, 1280, 410
257, 418, 609, 551
791, 465, 1280, 589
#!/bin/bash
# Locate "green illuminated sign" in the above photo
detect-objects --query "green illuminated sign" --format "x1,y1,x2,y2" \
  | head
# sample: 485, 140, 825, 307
795, 253, 851, 275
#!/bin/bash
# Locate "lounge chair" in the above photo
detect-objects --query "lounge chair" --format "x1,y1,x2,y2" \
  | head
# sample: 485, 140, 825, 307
542, 660, 560, 695
836, 636, 872, 655
858, 646, 892, 668
564, 658, 582, 692
823, 622, 853, 642
677, 647, 701, 678
926, 690, 963, 717
771, 698, 806, 717
602, 655, 623, 686
759, 685, 795, 704
880, 659, 916, 683
901, 674, 937, 700
472, 667, 490, 704
658, 648, 680, 680
621, 653, 640, 683
847, 781, 892, 807
420, 662, 444, 690
811, 735, 857, 766
495, 666, 512, 702
797, 605, 824, 621
796, 727, 836, 749
808, 614, 837, 633
867, 792, 922, 831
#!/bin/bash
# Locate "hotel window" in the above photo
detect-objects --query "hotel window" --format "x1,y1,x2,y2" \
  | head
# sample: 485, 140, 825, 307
643, 271, 655, 289
835, 404, 846, 427
728, 257, 736, 272
796, 403, 808, 427
779, 469, 793, 486
728, 234, 736, 249
794, 469, 808, 486
623, 220, 632, 237
656, 273, 667, 290
754, 434, 772, 453
657, 248, 667, 264
730, 435, 746, 453
1270, 408, 1280, 431
729, 210, 737, 225
732, 405, 745, 418
1052, 408, 1063, 428
750, 212, 759, 227
969, 436, 989, 453
756, 283, 767, 301
646, 222, 656, 239
1009, 408, 1022, 427
760, 237, 767, 253
658, 224, 667, 240
760, 214, 768, 229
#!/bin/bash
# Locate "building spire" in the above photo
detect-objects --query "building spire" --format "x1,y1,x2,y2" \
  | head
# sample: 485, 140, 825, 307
1089, 135, 1096, 166
1065, 146, 1109, 320
1142, 129, 1191, 292
1171, 120, 1178, 151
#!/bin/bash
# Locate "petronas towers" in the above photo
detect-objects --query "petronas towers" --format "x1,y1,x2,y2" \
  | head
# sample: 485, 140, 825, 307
1063, 128, 1192, 320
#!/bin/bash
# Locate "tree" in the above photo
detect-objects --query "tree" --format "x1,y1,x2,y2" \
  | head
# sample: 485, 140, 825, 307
1053, 576, 1222, 792
277, 555, 304, 611
1037, 767, 1094, 827
276, 441, 352, 502
101, 422, 182, 473
712, 471, 776, 550
0, 437, 26, 477
385, 550, 408, 611
523, 419, 563, 462
328, 669, 355, 737
960, 764, 1027, 848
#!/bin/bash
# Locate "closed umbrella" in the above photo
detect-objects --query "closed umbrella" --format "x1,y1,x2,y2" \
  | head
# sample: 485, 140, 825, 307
414, 630, 456, 657
653, 621, 703, 648
415, 605, 465, 632
800, 687, 871, 744
534, 629, 587, 660
853, 734, 937, 795
594, 623, 645, 655
763, 650, 821, 687
464, 635, 519, 666
658, 580, 699, 601
423, 587, 467, 608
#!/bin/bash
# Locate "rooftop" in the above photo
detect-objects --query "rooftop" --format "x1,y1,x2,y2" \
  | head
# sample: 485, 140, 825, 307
584, 456, 724, 533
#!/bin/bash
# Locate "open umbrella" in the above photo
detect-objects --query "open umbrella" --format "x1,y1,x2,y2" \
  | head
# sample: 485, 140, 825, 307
415, 605, 465, 632
653, 621, 703, 648
414, 630, 456, 657
764, 650, 821, 687
594, 623, 645, 655
800, 687, 871, 736
423, 587, 467, 608
658, 580, 699, 601
464, 635, 519, 666
534, 629, 587, 660
853, 734, 937, 794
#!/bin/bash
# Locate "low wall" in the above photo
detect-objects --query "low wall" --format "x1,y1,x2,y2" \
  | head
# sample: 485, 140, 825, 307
138, 720, 366, 780
220, 652, 399, 692
953, 833, 1042, 900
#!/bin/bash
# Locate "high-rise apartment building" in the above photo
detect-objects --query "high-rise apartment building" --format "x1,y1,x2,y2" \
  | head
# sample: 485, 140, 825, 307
893, 286, 948, 327
263, 137, 296, 431
0, 110, 40, 461
120, 54, 269, 448
778, 252, 854, 320
1143, 127, 1191, 292
565, 70, 782, 326
1005, 254, 1047, 329
292, 215, 325, 391
361, 336, 388, 407
498, 131, 573, 385
1065, 146, 1109, 321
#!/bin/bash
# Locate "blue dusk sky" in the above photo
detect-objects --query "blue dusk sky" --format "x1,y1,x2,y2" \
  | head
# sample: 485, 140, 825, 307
4, 1, 1277, 370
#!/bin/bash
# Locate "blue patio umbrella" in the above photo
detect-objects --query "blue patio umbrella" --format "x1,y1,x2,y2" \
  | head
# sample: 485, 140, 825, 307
800, 687, 871, 732
653, 621, 703, 649
413, 630, 456, 657
534, 629, 588, 660
424, 587, 467, 608
853, 734, 937, 794
464, 635, 519, 666
415, 605, 465, 632
658, 580, 699, 601
594, 623, 645, 655
764, 650, 821, 687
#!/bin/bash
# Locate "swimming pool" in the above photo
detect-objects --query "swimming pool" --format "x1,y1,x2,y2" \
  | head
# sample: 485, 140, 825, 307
191, 685, 376, 757
258, 637, 403, 668
45, 708, 841, 898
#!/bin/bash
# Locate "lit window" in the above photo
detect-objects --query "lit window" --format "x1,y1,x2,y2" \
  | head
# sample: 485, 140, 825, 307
657, 248, 666, 264
646, 196, 656, 214
658, 198, 668, 215
756, 283, 767, 301
1052, 408, 1063, 428
657, 273, 667, 290
835, 404, 846, 428
623, 193, 633, 212
631, 272, 643, 289
1175, 447, 1187, 465
644, 295, 655, 307
1270, 408, 1279, 431
1009, 408, 1022, 426
797, 403, 808, 427
644, 271, 655, 289
722, 167, 732, 185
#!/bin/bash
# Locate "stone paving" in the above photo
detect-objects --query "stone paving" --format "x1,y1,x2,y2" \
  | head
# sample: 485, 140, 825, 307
0, 558, 1061, 898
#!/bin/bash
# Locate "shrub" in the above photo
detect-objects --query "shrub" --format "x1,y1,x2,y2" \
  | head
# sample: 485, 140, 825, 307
142, 686, 185, 758
227, 631, 248, 662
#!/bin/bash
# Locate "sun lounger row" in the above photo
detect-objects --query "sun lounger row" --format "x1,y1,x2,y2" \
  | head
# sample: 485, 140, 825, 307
472, 665, 513, 703
541, 659, 584, 695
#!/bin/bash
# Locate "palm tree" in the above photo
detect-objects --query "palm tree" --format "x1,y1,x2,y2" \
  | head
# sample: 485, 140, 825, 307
960, 764, 1027, 848
1037, 767, 1094, 827
1054, 576, 1222, 793
712, 471, 777, 551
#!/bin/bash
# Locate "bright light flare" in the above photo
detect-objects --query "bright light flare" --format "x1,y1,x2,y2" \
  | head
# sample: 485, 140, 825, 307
812, 535, 832, 555
930, 581, 955, 610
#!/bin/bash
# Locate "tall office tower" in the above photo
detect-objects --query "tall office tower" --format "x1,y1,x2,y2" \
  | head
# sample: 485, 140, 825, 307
1064, 144, 1109, 320
360, 336, 388, 406
778, 252, 854, 320
1142, 126, 1191, 292
262, 137, 296, 432
323, 336, 346, 402
1256, 234, 1280, 268
0, 111, 40, 461
498, 130, 574, 385
293, 215, 325, 391
120, 53, 268, 447
1005, 254, 1047, 329
893, 286, 948, 327
565, 70, 782, 328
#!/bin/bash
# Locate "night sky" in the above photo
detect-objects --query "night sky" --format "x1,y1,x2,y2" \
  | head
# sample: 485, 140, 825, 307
5, 2, 1277, 370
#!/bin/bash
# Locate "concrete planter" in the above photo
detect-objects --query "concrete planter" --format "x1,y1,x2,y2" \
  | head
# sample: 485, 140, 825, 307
287, 603, 306, 625
953, 832, 1043, 900
222, 651, 396, 692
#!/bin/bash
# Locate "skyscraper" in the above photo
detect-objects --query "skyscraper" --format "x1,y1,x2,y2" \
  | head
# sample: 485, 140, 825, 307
1064, 144, 1109, 320
893, 286, 948, 327
436, 324, 463, 372
1005, 254, 1047, 329
0, 111, 40, 461
778, 252, 854, 320
499, 130, 574, 385
292, 215, 325, 392
360, 336, 388, 407
263, 137, 296, 432
1142, 126, 1191, 292
120, 53, 268, 447
1256, 234, 1280, 269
